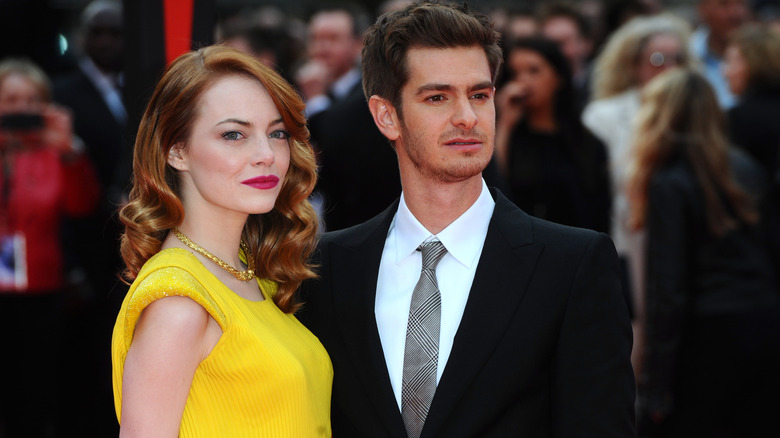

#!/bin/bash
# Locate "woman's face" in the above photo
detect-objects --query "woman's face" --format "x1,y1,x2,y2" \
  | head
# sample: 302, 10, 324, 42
723, 44, 748, 96
636, 33, 684, 87
0, 73, 43, 113
168, 74, 291, 222
507, 48, 560, 112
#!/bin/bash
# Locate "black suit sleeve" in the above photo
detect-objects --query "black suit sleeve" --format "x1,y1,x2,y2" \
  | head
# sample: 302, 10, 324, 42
552, 232, 636, 437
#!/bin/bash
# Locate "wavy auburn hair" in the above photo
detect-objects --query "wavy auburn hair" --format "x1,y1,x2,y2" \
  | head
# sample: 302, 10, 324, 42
627, 69, 758, 236
119, 45, 318, 313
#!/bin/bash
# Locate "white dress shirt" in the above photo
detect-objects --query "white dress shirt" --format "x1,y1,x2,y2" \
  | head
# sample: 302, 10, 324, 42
375, 180, 495, 410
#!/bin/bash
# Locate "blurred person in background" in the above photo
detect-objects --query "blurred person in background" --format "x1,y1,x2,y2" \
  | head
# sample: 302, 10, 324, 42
582, 13, 691, 373
490, 3, 540, 47
55, 0, 127, 204
495, 36, 610, 233
537, 1, 596, 108
52, 1, 129, 433
591, 0, 659, 55
0, 58, 100, 438
295, 4, 366, 118
689, 0, 752, 109
724, 23, 780, 282
215, 5, 302, 84
628, 68, 780, 437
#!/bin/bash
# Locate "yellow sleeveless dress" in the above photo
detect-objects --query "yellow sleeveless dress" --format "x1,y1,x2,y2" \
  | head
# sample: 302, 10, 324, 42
111, 248, 332, 437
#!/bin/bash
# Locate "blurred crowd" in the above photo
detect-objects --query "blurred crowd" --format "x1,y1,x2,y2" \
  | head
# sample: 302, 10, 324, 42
1, 0, 779, 436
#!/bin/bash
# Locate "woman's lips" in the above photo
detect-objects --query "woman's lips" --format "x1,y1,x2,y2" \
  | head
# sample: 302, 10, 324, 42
241, 175, 280, 190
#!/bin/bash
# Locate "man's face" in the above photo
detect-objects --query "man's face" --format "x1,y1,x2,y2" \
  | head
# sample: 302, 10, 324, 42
542, 17, 591, 75
390, 46, 495, 184
699, 0, 749, 40
84, 9, 123, 73
307, 11, 361, 80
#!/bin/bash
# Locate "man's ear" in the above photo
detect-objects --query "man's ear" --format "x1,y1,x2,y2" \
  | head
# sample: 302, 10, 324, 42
167, 142, 187, 171
368, 95, 400, 141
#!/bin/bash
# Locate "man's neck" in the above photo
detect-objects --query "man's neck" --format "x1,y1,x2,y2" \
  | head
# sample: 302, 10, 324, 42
401, 175, 484, 235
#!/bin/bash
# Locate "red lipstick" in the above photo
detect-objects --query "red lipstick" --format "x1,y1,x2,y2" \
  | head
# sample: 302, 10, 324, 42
241, 175, 280, 190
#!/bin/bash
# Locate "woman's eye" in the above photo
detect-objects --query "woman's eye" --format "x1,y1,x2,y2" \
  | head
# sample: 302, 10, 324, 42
221, 131, 244, 141
269, 129, 290, 140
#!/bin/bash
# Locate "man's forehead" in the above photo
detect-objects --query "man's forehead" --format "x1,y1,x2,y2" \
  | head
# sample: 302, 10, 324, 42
404, 46, 492, 82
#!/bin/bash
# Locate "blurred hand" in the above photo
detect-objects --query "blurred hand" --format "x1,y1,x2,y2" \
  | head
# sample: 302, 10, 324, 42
0, 105, 74, 154
41, 105, 74, 154
495, 81, 529, 128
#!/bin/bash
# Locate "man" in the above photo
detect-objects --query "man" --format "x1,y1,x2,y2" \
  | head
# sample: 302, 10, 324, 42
538, 1, 595, 108
690, 0, 751, 109
297, 5, 366, 117
298, 2, 635, 437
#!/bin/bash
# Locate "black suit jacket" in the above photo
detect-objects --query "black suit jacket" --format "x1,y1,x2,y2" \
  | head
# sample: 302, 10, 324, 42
53, 67, 130, 198
298, 188, 635, 437
308, 81, 402, 231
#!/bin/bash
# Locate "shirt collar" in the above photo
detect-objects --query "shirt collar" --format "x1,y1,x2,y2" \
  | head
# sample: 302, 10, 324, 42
331, 68, 361, 99
392, 179, 495, 268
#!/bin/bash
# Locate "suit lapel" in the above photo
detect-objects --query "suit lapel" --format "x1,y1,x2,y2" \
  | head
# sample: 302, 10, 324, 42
422, 190, 544, 436
331, 202, 408, 436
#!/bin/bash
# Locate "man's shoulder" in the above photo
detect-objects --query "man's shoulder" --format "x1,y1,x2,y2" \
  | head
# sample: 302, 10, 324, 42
493, 190, 601, 245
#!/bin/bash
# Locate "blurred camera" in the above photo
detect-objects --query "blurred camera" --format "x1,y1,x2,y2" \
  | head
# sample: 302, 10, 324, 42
0, 113, 44, 132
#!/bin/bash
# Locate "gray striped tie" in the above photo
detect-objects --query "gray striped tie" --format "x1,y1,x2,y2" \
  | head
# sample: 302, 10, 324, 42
402, 240, 447, 438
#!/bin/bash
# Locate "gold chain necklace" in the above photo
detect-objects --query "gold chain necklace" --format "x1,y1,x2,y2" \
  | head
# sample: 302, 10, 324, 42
172, 227, 255, 281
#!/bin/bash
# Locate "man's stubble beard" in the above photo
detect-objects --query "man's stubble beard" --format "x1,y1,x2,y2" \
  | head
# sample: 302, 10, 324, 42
399, 124, 493, 184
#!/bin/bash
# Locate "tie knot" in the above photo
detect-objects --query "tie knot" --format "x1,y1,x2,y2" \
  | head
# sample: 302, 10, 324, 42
418, 240, 447, 270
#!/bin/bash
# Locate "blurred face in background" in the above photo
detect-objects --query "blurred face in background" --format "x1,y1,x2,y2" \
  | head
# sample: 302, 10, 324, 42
542, 16, 591, 76
508, 48, 561, 113
699, 0, 750, 42
84, 7, 123, 73
0, 73, 43, 114
636, 33, 685, 87
723, 43, 748, 95
307, 10, 361, 80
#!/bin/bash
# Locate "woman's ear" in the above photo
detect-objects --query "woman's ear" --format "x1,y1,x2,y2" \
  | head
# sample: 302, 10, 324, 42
167, 142, 187, 171
368, 95, 400, 141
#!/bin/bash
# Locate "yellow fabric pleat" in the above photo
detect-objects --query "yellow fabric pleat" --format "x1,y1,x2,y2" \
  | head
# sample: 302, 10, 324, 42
111, 248, 332, 437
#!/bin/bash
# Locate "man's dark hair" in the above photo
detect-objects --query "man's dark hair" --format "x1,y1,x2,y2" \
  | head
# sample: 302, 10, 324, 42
361, 1, 502, 114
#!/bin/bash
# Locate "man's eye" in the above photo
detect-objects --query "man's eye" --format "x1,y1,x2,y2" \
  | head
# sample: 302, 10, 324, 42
222, 131, 243, 141
471, 93, 490, 100
427, 95, 445, 102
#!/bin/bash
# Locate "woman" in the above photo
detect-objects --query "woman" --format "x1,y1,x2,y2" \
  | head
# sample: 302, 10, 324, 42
724, 23, 780, 279
0, 58, 100, 437
628, 68, 780, 436
581, 13, 691, 371
111, 46, 332, 437
495, 36, 610, 233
